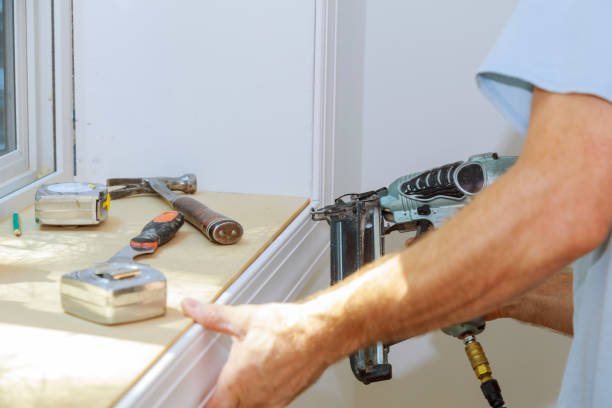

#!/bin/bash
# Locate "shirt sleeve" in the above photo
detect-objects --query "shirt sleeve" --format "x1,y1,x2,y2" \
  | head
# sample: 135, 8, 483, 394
477, 0, 612, 135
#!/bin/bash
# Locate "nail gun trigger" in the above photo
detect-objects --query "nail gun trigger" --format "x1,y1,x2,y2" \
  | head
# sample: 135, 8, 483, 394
383, 222, 417, 235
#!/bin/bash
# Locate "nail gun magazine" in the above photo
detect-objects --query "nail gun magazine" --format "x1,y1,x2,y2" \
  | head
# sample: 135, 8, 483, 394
312, 152, 517, 408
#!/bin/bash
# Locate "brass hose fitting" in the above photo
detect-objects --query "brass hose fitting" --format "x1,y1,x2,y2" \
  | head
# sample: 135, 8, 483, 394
462, 335, 506, 408
463, 335, 493, 383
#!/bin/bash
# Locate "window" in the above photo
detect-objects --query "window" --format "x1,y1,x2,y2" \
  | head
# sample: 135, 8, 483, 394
0, 0, 17, 167
0, 0, 72, 218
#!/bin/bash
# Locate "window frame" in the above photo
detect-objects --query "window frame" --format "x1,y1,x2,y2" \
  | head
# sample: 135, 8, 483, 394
0, 0, 73, 220
0, 0, 28, 186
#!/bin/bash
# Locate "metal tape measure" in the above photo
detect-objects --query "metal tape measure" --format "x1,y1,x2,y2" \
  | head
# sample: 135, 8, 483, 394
35, 182, 110, 225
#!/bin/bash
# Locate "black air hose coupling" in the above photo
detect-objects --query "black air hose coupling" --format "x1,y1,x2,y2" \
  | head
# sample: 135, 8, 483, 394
481, 378, 505, 408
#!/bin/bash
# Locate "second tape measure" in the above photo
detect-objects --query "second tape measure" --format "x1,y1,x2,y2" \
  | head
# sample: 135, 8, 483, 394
35, 182, 110, 226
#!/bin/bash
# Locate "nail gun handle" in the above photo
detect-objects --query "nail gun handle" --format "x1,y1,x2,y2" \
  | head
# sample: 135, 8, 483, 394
130, 211, 185, 250
173, 196, 243, 245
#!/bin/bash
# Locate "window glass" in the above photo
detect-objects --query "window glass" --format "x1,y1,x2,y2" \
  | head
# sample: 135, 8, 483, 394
0, 0, 15, 160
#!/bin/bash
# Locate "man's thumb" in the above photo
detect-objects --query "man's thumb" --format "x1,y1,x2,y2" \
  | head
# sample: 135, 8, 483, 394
181, 298, 247, 338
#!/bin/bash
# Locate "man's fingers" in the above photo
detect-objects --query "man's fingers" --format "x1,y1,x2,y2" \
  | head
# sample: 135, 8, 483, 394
182, 298, 248, 337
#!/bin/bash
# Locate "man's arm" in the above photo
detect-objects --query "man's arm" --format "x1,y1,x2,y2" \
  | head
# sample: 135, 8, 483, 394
183, 89, 612, 408
304, 88, 611, 350
488, 268, 573, 336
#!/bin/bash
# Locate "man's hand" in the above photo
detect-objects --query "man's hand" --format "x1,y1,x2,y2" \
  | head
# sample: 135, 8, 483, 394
181, 298, 334, 408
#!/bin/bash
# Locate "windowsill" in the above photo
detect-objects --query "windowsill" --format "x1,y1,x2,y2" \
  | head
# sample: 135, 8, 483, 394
0, 191, 311, 407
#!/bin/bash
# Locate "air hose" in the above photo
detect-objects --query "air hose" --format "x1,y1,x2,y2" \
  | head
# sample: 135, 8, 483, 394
462, 335, 506, 408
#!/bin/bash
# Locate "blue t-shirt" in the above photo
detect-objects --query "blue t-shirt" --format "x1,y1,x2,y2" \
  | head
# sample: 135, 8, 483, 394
476, 1, 612, 407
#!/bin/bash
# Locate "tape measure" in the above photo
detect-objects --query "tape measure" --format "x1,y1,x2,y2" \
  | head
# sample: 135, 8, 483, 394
35, 182, 110, 226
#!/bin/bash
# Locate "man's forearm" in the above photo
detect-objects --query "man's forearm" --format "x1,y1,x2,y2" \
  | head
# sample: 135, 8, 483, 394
307, 165, 580, 358
492, 269, 573, 335
304, 89, 612, 360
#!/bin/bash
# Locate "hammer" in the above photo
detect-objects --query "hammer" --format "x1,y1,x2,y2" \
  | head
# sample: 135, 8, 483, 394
107, 174, 243, 245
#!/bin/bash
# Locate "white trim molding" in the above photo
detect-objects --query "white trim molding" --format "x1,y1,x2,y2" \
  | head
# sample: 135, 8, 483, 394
311, 0, 337, 209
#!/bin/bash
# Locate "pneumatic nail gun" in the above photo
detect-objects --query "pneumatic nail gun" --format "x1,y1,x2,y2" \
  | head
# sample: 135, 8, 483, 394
312, 152, 517, 408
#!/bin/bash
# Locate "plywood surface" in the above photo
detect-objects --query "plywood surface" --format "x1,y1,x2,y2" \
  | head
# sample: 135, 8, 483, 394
0, 192, 309, 408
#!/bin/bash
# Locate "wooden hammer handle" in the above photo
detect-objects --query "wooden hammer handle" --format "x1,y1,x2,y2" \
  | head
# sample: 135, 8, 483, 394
172, 196, 243, 245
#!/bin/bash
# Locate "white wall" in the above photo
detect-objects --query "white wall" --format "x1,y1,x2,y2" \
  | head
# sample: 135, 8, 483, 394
293, 1, 572, 407
360, 1, 525, 191
73, 1, 315, 197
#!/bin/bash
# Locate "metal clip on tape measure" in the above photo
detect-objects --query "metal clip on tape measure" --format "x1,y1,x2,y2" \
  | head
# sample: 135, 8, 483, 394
35, 182, 110, 226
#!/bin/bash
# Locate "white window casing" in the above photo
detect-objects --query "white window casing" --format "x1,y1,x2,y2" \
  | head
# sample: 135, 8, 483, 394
0, 0, 74, 220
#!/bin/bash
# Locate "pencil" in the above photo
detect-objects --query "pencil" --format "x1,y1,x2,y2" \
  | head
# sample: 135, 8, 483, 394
13, 212, 21, 236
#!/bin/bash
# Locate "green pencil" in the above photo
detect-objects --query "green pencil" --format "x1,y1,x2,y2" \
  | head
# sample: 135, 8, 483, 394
13, 212, 21, 236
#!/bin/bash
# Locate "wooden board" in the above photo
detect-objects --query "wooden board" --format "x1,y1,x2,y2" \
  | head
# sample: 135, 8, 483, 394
0, 192, 309, 408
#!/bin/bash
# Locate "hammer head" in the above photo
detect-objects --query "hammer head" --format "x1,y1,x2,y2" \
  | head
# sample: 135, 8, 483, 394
107, 173, 197, 199
151, 174, 197, 194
